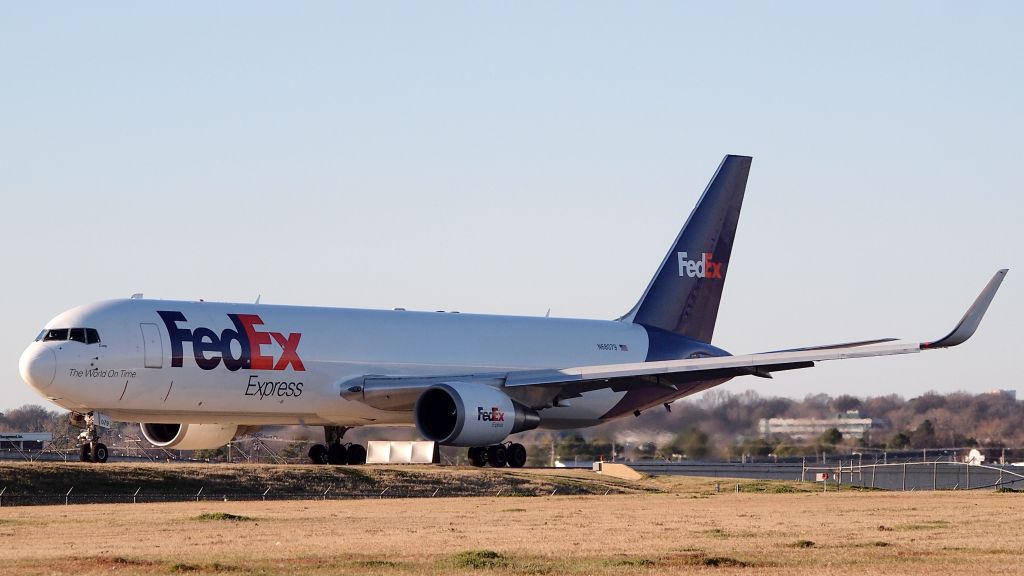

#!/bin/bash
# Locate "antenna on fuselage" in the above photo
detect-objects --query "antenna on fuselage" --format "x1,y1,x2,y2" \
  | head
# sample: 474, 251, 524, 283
255, 294, 261, 304
130, 293, 143, 300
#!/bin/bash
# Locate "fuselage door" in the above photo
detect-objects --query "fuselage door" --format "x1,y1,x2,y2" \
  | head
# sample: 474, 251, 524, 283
140, 323, 163, 369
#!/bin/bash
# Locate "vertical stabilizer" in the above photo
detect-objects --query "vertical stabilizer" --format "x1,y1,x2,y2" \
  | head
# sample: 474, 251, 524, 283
621, 155, 751, 343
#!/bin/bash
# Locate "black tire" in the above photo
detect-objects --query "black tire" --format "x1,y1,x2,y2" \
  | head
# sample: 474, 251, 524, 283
327, 443, 348, 465
507, 443, 527, 468
487, 444, 508, 468
468, 447, 487, 467
308, 444, 328, 464
347, 443, 367, 465
79, 444, 92, 462
94, 443, 109, 463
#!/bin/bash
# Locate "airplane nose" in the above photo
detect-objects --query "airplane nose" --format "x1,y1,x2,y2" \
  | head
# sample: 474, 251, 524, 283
19, 345, 57, 391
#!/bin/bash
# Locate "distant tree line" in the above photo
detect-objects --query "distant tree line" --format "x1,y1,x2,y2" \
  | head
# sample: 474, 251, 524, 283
519, 389, 1024, 462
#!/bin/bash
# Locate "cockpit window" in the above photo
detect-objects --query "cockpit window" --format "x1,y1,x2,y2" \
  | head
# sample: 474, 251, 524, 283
43, 329, 69, 341
42, 328, 101, 344
35, 330, 46, 342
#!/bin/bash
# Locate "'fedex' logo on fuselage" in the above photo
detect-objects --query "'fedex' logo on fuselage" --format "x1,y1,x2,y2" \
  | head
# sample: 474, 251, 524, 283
157, 311, 304, 372
677, 252, 724, 279
478, 407, 505, 422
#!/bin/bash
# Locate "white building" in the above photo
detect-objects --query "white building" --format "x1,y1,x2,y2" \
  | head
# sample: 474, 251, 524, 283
758, 411, 872, 440
0, 432, 53, 450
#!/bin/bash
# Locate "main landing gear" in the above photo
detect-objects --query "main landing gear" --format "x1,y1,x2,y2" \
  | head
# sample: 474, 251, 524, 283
468, 442, 527, 468
308, 426, 367, 465
73, 412, 108, 463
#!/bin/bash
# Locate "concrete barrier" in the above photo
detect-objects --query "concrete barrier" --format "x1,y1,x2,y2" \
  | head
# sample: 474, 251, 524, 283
365, 441, 439, 464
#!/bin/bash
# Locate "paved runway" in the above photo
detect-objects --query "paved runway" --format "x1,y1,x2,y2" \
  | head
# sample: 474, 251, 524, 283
629, 461, 1024, 490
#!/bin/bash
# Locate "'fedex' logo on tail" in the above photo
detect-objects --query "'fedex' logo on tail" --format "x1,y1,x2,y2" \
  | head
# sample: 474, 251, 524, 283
158, 311, 304, 372
677, 252, 724, 279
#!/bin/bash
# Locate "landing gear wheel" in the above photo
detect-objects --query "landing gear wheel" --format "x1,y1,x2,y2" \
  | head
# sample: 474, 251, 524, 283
93, 443, 109, 463
346, 443, 367, 465
327, 443, 348, 465
308, 444, 328, 464
507, 443, 527, 468
487, 444, 508, 468
79, 444, 92, 462
468, 447, 487, 467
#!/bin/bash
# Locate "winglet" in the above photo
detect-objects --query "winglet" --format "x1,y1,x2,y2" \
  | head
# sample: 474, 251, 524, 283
921, 269, 1008, 349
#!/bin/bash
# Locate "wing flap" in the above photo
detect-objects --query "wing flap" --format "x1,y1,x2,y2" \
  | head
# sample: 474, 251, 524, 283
504, 341, 920, 388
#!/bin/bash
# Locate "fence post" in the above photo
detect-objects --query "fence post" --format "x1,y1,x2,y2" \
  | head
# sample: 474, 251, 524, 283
133, 487, 141, 504
0, 486, 6, 507
262, 487, 271, 501
801, 457, 806, 482
196, 486, 203, 502
66, 486, 73, 506
902, 464, 907, 491
967, 463, 971, 490
871, 465, 876, 489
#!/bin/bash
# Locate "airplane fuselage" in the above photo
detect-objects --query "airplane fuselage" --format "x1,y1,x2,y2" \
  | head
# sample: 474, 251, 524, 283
21, 298, 725, 430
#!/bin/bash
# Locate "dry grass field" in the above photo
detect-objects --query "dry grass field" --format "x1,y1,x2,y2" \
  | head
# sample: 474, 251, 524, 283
0, 462, 652, 503
2, 472, 1022, 576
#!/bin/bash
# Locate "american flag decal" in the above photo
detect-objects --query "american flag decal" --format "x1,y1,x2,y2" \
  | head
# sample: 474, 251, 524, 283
620, 344, 629, 351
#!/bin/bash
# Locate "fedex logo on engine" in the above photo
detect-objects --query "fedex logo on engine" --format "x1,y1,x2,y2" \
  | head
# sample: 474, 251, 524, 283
477, 406, 505, 423
677, 252, 724, 279
157, 311, 304, 372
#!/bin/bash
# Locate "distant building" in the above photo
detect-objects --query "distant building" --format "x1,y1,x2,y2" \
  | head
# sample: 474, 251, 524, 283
0, 432, 52, 450
758, 411, 872, 440
987, 389, 1017, 400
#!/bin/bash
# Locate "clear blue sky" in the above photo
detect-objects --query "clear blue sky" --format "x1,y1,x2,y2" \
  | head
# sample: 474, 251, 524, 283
1, 2, 1020, 411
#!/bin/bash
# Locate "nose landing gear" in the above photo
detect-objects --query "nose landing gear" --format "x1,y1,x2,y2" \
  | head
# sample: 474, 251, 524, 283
468, 442, 527, 468
72, 412, 108, 463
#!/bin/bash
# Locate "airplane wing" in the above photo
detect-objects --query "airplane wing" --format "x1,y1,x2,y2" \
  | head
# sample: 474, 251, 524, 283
345, 269, 1007, 411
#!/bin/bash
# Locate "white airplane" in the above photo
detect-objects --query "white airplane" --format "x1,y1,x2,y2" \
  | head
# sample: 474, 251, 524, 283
18, 156, 1007, 466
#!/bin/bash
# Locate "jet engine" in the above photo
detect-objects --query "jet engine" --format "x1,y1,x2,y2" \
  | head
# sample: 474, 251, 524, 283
414, 383, 540, 446
140, 423, 257, 450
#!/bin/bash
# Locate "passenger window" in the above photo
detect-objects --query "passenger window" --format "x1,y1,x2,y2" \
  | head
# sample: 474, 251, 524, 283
69, 328, 87, 343
85, 328, 101, 344
43, 329, 69, 341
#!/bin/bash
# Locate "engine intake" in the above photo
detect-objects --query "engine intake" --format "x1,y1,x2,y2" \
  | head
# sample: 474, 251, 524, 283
140, 423, 253, 450
414, 383, 539, 447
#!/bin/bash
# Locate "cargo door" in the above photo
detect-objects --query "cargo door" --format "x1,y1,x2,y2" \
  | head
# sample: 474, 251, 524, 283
140, 323, 163, 368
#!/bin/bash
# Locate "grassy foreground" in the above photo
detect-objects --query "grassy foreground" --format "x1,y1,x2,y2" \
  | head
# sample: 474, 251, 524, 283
0, 461, 654, 504
1, 472, 1022, 575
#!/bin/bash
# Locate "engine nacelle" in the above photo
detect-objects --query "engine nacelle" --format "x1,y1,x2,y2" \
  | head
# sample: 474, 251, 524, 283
140, 423, 254, 450
414, 383, 540, 447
